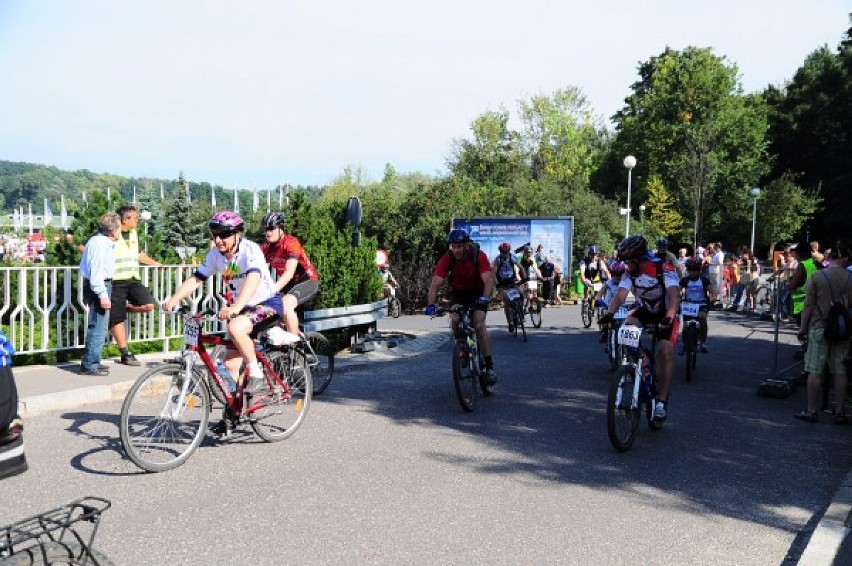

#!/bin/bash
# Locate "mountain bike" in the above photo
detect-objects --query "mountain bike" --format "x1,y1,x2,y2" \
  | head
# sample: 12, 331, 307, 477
119, 308, 312, 472
601, 304, 630, 372
503, 286, 527, 342
522, 279, 542, 328
581, 282, 603, 328
680, 301, 701, 382
606, 322, 663, 452
0, 496, 113, 565
432, 304, 493, 412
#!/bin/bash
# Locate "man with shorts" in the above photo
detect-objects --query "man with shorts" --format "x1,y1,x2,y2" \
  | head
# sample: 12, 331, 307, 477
600, 235, 680, 423
425, 228, 497, 384
259, 212, 320, 335
163, 211, 283, 394
795, 247, 852, 423
491, 242, 527, 332
110, 205, 161, 366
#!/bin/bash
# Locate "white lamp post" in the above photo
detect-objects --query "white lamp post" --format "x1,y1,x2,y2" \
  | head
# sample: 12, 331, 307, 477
623, 155, 637, 237
749, 187, 761, 253
139, 210, 152, 253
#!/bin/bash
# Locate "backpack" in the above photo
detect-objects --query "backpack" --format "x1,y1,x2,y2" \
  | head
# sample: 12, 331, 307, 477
820, 271, 852, 342
496, 255, 517, 284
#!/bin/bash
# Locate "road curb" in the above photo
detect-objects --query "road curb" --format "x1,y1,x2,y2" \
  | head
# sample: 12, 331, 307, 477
798, 469, 852, 565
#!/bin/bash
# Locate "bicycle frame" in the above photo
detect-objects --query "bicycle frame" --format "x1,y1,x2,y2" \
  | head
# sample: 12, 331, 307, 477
616, 324, 658, 409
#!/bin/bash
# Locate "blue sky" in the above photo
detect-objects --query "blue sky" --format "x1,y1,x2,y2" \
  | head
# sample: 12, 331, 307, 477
0, 1, 848, 189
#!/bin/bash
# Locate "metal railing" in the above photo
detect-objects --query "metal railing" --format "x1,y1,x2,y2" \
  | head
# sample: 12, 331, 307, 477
0, 265, 386, 356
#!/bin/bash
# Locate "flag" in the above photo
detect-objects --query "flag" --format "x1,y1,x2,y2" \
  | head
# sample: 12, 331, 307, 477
107, 186, 111, 202
211, 187, 217, 208
43, 199, 53, 227
160, 182, 165, 200
60, 195, 68, 229
133, 185, 138, 205
233, 187, 239, 214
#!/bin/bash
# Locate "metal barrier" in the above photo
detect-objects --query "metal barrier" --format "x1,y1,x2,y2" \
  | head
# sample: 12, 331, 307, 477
0, 265, 385, 356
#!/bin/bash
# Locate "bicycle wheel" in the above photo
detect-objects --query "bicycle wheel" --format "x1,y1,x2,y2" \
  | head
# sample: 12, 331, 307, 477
120, 363, 210, 473
506, 311, 517, 336
305, 331, 336, 396
391, 297, 401, 318
581, 299, 593, 328
477, 349, 493, 397
683, 324, 695, 383
452, 341, 476, 412
516, 303, 527, 342
529, 300, 542, 328
607, 367, 641, 452
608, 330, 619, 372
754, 285, 770, 310
250, 349, 312, 442
2, 541, 115, 566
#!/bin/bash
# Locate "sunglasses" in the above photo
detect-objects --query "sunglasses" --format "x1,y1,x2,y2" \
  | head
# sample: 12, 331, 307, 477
211, 230, 236, 239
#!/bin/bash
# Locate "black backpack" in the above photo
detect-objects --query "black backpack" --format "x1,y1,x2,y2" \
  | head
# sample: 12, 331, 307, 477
820, 271, 852, 343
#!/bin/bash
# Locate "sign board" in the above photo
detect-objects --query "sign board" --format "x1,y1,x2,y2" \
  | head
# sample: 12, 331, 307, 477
451, 216, 574, 274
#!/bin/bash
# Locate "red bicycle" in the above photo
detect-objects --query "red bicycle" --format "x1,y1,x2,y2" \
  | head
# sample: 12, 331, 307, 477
119, 308, 312, 472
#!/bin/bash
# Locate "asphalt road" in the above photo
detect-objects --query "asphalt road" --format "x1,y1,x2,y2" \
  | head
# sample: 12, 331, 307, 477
1, 305, 849, 565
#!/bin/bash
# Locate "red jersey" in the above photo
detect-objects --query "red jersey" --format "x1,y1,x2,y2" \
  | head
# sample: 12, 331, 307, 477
434, 249, 491, 292
261, 234, 319, 284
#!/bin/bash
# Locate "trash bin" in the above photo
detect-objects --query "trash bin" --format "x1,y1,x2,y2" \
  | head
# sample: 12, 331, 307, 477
574, 270, 583, 296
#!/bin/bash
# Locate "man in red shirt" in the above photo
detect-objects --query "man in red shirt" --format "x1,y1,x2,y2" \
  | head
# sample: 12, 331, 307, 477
259, 212, 320, 335
424, 228, 497, 384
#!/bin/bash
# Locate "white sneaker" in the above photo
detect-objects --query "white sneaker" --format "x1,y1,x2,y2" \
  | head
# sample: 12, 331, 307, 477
653, 400, 668, 422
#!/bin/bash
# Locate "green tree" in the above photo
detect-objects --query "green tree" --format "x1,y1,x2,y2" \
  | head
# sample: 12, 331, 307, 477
755, 173, 822, 256
644, 176, 684, 241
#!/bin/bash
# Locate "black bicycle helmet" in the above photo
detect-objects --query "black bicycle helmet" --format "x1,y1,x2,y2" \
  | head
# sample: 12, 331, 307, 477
588, 245, 600, 255
685, 256, 702, 271
656, 237, 669, 250
447, 228, 471, 244
261, 211, 286, 230
617, 235, 648, 261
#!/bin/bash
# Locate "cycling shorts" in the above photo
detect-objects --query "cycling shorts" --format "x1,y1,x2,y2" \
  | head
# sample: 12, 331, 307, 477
451, 289, 488, 313
631, 306, 680, 345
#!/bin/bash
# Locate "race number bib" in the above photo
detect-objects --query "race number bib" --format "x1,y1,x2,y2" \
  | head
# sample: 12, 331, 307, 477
528, 281, 538, 291
617, 325, 642, 348
613, 306, 629, 320
592, 282, 603, 292
681, 302, 700, 317
506, 288, 521, 301
184, 318, 201, 347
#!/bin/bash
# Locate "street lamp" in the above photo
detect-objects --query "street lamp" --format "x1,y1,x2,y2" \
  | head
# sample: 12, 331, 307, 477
639, 204, 646, 223
623, 155, 637, 237
139, 210, 152, 253
749, 187, 761, 253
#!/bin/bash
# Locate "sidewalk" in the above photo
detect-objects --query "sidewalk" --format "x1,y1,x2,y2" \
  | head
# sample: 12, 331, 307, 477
14, 327, 449, 419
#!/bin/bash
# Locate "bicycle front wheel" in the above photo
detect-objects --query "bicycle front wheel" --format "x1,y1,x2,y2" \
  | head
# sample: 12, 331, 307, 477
452, 341, 476, 412
581, 299, 593, 328
529, 301, 542, 328
607, 367, 641, 452
250, 349, 312, 442
517, 304, 527, 342
120, 363, 210, 473
305, 331, 336, 396
2, 541, 115, 566
608, 330, 619, 372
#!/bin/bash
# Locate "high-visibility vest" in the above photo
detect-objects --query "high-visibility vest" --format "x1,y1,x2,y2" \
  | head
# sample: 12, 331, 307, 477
792, 258, 817, 315
113, 229, 141, 281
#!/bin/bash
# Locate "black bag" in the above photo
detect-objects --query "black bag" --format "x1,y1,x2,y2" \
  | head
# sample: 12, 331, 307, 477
820, 271, 851, 343
757, 378, 796, 399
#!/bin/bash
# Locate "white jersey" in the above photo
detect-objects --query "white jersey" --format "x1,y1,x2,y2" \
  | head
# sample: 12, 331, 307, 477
195, 238, 279, 307
618, 258, 680, 315
602, 278, 620, 305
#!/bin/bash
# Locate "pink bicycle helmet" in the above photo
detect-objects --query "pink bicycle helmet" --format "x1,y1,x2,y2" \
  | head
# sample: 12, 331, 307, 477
209, 211, 245, 233
609, 260, 626, 276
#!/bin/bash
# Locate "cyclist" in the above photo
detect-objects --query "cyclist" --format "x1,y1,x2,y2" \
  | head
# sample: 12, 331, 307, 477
519, 246, 542, 307
163, 211, 283, 394
579, 245, 610, 300
424, 228, 497, 384
259, 211, 320, 336
599, 235, 680, 423
492, 242, 528, 332
595, 260, 626, 343
655, 237, 684, 279
679, 256, 715, 353
378, 263, 399, 301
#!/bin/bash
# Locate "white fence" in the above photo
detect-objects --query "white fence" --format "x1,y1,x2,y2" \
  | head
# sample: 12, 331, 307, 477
0, 265, 387, 356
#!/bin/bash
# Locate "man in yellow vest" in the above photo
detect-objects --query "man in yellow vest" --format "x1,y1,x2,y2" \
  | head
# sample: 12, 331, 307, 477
109, 205, 161, 366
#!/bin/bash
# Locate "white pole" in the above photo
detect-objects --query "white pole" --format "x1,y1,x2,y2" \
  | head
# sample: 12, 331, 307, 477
623, 155, 637, 238
750, 197, 757, 253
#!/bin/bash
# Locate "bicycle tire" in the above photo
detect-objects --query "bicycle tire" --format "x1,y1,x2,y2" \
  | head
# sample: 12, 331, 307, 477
305, 332, 336, 396
1, 541, 115, 566
607, 367, 641, 452
119, 363, 210, 473
683, 324, 695, 383
388, 298, 401, 318
608, 330, 619, 372
477, 349, 493, 397
646, 395, 663, 432
250, 349, 312, 442
507, 311, 517, 337
518, 308, 527, 342
529, 301, 542, 328
754, 285, 770, 309
451, 341, 476, 412
581, 299, 593, 328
